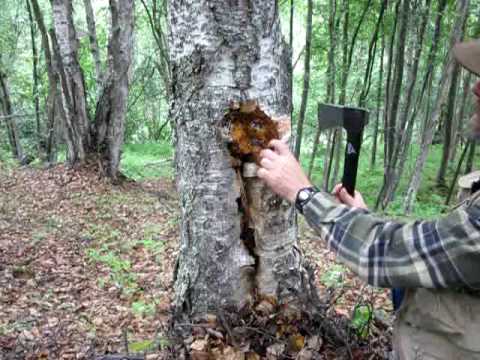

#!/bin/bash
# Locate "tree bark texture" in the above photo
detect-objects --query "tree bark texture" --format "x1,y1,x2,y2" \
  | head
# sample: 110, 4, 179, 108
169, 0, 313, 317
93, 0, 135, 179
51, 0, 91, 164
404, 0, 470, 214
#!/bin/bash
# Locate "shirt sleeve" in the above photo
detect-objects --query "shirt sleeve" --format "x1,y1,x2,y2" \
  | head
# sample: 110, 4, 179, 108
302, 191, 480, 289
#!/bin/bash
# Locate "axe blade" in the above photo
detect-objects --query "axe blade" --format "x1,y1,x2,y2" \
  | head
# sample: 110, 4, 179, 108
318, 103, 345, 131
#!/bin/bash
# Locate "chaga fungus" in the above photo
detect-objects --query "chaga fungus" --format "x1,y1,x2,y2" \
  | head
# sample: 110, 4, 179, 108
225, 100, 280, 163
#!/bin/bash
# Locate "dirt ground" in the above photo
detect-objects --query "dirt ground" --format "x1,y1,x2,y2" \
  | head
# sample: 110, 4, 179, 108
0, 165, 392, 359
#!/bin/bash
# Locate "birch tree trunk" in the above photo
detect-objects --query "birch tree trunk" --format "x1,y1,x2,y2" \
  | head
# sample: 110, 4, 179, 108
169, 0, 314, 318
404, 0, 470, 214
51, 0, 91, 164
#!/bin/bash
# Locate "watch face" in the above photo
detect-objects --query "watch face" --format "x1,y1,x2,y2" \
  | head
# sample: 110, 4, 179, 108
298, 190, 310, 201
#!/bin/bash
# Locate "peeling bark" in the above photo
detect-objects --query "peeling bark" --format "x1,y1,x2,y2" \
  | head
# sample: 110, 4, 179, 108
169, 0, 315, 317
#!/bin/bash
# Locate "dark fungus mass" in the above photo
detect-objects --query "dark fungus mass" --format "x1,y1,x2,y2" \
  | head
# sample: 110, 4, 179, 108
225, 100, 280, 163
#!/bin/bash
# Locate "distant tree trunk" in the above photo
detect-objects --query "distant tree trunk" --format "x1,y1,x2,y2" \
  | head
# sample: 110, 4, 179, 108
404, 0, 470, 214
377, 0, 431, 209
50, 0, 134, 178
358, 0, 388, 107
26, 0, 41, 155
371, 25, 385, 170
436, 63, 461, 187
294, 0, 313, 158
140, 0, 171, 98
51, 0, 91, 164
31, 0, 58, 164
327, 0, 371, 189
451, 71, 472, 162
83, 0, 104, 92
386, 0, 409, 164
169, 0, 316, 318
382, 0, 400, 177
92, 0, 134, 180
308, 0, 337, 177
0, 71, 24, 161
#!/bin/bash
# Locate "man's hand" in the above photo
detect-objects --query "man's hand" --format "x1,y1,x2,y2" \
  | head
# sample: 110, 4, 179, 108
257, 140, 312, 203
333, 184, 368, 209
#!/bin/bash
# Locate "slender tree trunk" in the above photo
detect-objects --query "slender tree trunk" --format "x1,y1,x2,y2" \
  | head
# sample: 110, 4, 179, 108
378, 0, 431, 209
0, 71, 24, 161
451, 71, 472, 162
436, 63, 461, 187
51, 0, 91, 164
169, 0, 315, 318
328, 0, 371, 190
294, 0, 313, 158
26, 0, 41, 155
92, 0, 135, 180
386, 0, 409, 163
371, 25, 385, 170
83, 0, 104, 91
308, 0, 337, 177
140, 0, 171, 98
358, 0, 388, 107
31, 0, 58, 164
404, 0, 470, 214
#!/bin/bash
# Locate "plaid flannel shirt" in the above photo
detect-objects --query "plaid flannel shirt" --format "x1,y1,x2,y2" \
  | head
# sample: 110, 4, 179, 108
303, 191, 480, 289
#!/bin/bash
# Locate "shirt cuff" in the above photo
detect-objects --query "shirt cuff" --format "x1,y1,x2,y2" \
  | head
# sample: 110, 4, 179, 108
302, 191, 341, 222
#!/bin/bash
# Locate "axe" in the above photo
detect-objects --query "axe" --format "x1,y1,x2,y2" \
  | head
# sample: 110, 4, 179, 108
318, 103, 369, 196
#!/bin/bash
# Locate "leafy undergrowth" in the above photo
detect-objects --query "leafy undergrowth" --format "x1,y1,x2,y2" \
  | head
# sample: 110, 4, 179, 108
0, 165, 392, 359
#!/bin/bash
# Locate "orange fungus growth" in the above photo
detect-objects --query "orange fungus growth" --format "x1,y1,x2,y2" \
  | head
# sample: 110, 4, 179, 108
226, 101, 280, 162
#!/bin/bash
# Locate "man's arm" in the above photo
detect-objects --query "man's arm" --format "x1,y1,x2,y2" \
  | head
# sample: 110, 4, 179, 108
303, 190, 480, 289
257, 140, 480, 289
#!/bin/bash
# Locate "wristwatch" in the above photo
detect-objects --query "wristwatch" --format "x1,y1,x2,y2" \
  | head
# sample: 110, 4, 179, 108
295, 187, 319, 214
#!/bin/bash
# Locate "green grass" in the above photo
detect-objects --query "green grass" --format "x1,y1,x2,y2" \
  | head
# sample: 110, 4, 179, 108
121, 142, 173, 180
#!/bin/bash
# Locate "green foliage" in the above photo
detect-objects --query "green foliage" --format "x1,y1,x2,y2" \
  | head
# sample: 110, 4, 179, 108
351, 304, 373, 338
86, 247, 138, 295
131, 300, 156, 317
320, 264, 346, 288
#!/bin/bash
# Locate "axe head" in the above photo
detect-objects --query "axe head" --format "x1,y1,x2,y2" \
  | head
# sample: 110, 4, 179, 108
318, 103, 369, 134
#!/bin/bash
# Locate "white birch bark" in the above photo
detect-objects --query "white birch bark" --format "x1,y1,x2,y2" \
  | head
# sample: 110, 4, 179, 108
169, 0, 315, 317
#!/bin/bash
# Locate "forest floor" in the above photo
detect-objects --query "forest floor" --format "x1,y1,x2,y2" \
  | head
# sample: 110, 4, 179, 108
0, 164, 393, 359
